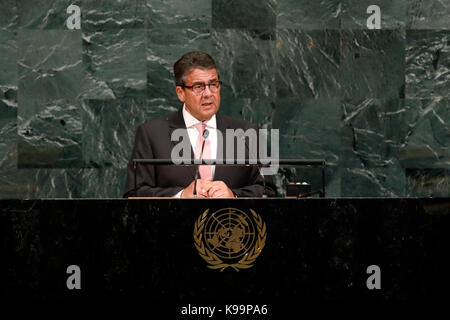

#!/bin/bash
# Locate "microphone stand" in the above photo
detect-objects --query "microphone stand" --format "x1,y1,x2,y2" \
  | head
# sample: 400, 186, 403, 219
193, 128, 209, 198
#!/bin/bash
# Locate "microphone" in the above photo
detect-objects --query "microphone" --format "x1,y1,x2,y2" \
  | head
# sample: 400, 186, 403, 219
193, 128, 209, 197
203, 128, 210, 140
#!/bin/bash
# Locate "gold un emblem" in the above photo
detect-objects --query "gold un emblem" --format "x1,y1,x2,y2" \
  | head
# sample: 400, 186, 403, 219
193, 208, 267, 271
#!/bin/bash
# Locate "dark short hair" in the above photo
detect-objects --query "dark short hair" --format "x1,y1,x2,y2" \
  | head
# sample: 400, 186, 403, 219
173, 51, 218, 86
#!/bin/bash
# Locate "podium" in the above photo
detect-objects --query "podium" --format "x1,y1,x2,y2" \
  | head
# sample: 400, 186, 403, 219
1, 198, 449, 306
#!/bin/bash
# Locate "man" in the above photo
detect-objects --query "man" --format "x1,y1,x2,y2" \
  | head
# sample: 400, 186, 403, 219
123, 51, 276, 198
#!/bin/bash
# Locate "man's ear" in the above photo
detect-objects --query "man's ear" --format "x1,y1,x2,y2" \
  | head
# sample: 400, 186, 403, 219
176, 86, 185, 102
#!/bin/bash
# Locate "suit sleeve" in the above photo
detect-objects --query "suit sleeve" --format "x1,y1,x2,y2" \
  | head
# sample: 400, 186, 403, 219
123, 123, 183, 198
230, 167, 277, 198
229, 123, 277, 198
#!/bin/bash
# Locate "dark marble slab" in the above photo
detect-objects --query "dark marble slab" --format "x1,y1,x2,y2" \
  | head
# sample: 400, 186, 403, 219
340, 30, 405, 100
0, 0, 17, 31
17, 99, 83, 168
83, 29, 147, 100
17, 30, 83, 103
341, 99, 407, 168
273, 98, 341, 164
406, 30, 450, 99
275, 29, 340, 100
1, 198, 449, 304
147, 0, 211, 30
81, 97, 173, 169
82, 0, 146, 31
341, 0, 406, 29
0, 31, 17, 89
211, 29, 276, 125
407, 0, 450, 29
276, 0, 340, 29
399, 99, 449, 169
212, 0, 276, 30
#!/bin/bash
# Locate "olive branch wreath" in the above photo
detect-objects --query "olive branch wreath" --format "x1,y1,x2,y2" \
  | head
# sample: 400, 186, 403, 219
193, 208, 266, 272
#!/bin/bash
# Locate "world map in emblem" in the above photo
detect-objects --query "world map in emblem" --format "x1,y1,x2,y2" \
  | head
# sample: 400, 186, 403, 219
193, 208, 267, 271
204, 208, 256, 260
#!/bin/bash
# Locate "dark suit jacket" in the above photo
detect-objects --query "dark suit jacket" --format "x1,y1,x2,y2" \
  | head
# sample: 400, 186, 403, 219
123, 108, 276, 198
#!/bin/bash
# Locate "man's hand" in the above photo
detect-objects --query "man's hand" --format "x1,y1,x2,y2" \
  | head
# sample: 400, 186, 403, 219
202, 180, 236, 198
181, 179, 211, 198
181, 179, 235, 198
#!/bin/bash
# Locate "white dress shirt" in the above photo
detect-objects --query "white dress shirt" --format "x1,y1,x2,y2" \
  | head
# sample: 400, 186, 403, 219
174, 104, 217, 197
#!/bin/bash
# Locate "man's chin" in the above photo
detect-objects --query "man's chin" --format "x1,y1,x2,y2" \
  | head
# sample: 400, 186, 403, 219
200, 113, 214, 121
199, 106, 217, 120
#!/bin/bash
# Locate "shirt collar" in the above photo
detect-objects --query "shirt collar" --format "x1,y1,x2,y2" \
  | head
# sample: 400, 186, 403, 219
182, 103, 217, 129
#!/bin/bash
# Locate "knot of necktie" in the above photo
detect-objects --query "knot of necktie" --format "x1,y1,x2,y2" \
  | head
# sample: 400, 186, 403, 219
194, 123, 206, 135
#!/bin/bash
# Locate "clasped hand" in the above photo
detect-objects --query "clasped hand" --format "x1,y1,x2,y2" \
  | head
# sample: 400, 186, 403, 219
181, 179, 235, 198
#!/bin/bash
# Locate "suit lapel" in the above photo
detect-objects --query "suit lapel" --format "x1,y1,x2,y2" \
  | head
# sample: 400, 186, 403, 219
167, 108, 197, 180
213, 113, 231, 181
167, 108, 187, 147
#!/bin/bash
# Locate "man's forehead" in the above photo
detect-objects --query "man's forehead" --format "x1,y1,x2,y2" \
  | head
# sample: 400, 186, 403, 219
185, 68, 218, 82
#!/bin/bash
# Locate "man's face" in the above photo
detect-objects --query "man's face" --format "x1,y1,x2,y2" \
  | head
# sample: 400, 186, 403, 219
176, 68, 220, 121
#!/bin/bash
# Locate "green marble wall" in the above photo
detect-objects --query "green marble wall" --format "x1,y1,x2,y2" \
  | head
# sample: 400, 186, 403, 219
0, 0, 448, 198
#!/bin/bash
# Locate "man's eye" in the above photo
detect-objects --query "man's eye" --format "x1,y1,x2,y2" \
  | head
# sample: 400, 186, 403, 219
194, 84, 203, 90
210, 83, 218, 88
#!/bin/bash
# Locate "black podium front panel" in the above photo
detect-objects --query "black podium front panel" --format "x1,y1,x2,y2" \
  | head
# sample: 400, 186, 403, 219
1, 198, 449, 306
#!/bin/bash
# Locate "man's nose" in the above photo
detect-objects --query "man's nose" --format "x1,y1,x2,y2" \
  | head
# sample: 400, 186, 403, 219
202, 85, 213, 96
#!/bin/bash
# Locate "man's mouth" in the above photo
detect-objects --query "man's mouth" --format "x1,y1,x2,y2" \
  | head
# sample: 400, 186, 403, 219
201, 102, 213, 107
